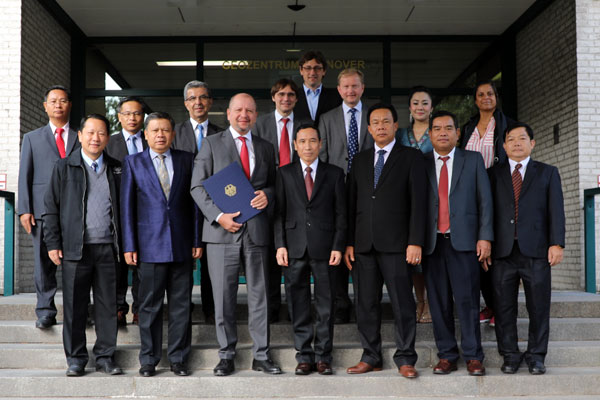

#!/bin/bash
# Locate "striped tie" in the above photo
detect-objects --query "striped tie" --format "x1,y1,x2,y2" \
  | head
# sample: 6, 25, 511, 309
512, 163, 523, 234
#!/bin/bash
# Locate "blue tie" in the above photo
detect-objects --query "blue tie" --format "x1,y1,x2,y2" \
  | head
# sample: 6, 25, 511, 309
374, 149, 386, 188
348, 108, 359, 172
197, 124, 204, 152
91, 161, 98, 173
128, 136, 138, 155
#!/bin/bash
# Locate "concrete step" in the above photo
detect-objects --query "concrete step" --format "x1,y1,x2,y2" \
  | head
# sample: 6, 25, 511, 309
0, 368, 599, 398
0, 341, 597, 370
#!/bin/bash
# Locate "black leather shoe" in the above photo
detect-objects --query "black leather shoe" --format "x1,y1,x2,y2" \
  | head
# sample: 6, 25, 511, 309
501, 357, 522, 374
139, 364, 156, 377
528, 361, 546, 375
66, 364, 85, 377
96, 360, 123, 375
35, 316, 56, 329
213, 359, 235, 376
252, 359, 282, 374
334, 309, 350, 324
170, 362, 189, 376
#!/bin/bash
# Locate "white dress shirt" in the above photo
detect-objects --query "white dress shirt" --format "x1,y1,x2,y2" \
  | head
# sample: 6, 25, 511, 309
508, 156, 530, 180
49, 121, 69, 150
229, 127, 256, 176
342, 101, 363, 143
433, 147, 456, 232
122, 129, 143, 154
373, 139, 396, 166
300, 158, 318, 181
274, 110, 294, 153
190, 118, 210, 142
304, 84, 322, 121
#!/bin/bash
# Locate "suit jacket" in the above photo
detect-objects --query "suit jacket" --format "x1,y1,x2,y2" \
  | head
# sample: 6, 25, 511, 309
423, 148, 494, 255
18, 124, 79, 219
120, 148, 201, 263
190, 129, 276, 246
347, 142, 427, 253
318, 104, 374, 174
489, 159, 565, 259
295, 86, 342, 124
253, 112, 300, 167
274, 161, 346, 260
105, 131, 148, 162
172, 119, 223, 154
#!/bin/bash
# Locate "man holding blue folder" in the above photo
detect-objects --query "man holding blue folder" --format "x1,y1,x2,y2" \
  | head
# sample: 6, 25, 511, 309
191, 93, 280, 376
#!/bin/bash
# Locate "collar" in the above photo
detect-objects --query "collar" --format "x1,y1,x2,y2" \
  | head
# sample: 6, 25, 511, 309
229, 126, 253, 143
509, 156, 530, 170
300, 158, 319, 173
80, 148, 103, 169
49, 121, 69, 134
275, 110, 294, 123
122, 129, 142, 140
149, 148, 171, 160
433, 147, 456, 160
190, 118, 209, 131
304, 83, 322, 96
342, 101, 363, 114
375, 138, 396, 154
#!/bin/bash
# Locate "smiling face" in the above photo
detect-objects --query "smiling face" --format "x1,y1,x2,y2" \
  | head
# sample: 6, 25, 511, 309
184, 86, 213, 123
368, 108, 398, 148
44, 89, 72, 124
503, 127, 535, 162
78, 118, 109, 160
475, 83, 497, 112
430, 115, 459, 155
227, 94, 257, 135
300, 58, 326, 90
272, 84, 297, 116
294, 127, 322, 165
409, 91, 433, 123
144, 118, 175, 154
117, 100, 144, 134
337, 73, 364, 108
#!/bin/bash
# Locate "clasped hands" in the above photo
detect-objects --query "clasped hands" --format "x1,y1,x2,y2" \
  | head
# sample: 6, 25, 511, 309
218, 190, 267, 233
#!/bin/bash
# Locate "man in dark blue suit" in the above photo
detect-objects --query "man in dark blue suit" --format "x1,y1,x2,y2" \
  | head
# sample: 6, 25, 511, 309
489, 122, 565, 375
423, 111, 493, 376
120, 112, 202, 377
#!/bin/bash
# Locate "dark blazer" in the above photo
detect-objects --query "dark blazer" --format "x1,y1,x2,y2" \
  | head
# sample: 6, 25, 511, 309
489, 159, 565, 259
18, 124, 79, 218
347, 142, 427, 253
295, 86, 342, 124
423, 148, 493, 255
172, 119, 223, 154
106, 131, 148, 162
253, 112, 300, 167
459, 108, 514, 167
274, 161, 346, 260
120, 148, 201, 263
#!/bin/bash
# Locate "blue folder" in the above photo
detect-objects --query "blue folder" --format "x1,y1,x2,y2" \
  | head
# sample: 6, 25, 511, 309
202, 162, 262, 223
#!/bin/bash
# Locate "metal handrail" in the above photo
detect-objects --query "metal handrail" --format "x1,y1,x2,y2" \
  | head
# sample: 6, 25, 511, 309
0, 191, 15, 296
584, 187, 600, 293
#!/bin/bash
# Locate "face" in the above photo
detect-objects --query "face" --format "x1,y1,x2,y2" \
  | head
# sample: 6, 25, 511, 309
272, 85, 297, 116
227, 94, 257, 135
300, 59, 326, 89
475, 84, 497, 112
409, 92, 433, 123
43, 89, 72, 122
144, 118, 175, 153
368, 108, 398, 148
503, 127, 535, 162
337, 74, 364, 108
430, 115, 459, 155
78, 118, 109, 160
117, 101, 144, 134
184, 86, 213, 123
294, 128, 322, 165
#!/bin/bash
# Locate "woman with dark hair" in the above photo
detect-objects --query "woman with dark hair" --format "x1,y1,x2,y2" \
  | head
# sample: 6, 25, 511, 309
397, 86, 433, 324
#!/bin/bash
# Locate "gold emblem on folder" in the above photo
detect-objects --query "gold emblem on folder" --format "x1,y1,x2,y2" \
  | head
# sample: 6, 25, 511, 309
225, 184, 237, 197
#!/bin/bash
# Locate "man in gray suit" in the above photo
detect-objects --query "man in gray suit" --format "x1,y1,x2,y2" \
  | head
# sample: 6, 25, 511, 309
191, 93, 281, 376
18, 85, 79, 329
318, 68, 373, 323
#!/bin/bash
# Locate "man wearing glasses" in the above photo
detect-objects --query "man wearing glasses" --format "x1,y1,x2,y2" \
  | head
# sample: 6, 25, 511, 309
295, 51, 342, 124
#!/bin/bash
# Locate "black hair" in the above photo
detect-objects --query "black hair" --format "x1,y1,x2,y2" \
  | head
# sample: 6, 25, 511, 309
367, 103, 398, 124
473, 79, 499, 101
299, 50, 327, 70
505, 121, 534, 140
429, 110, 459, 130
79, 114, 110, 132
44, 85, 71, 102
407, 85, 433, 106
144, 111, 175, 130
293, 122, 321, 141
116, 96, 149, 114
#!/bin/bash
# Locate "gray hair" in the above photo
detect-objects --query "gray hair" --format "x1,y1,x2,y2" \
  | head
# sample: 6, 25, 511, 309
183, 80, 211, 100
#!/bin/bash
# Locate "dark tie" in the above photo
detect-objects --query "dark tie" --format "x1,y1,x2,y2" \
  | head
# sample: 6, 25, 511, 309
438, 156, 450, 233
55, 127, 66, 158
305, 166, 314, 200
374, 149, 386, 188
512, 163, 523, 227
91, 161, 98, 173
197, 124, 204, 152
279, 118, 291, 166
348, 108, 359, 172
238, 136, 251, 180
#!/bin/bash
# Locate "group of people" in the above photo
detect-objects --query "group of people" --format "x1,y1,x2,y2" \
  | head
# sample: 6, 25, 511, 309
17, 50, 565, 379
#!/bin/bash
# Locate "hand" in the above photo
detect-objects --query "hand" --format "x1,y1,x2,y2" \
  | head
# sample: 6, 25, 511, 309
329, 250, 342, 266
344, 246, 355, 270
477, 240, 492, 271
48, 249, 62, 266
124, 251, 138, 266
218, 212, 242, 233
250, 190, 268, 210
192, 247, 203, 259
548, 245, 564, 267
276, 247, 289, 267
406, 245, 422, 265
19, 213, 35, 234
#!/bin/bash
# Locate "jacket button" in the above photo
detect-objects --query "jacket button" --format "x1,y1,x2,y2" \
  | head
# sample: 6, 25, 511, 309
510, 219, 514, 224
372, 196, 376, 199
307, 222, 311, 227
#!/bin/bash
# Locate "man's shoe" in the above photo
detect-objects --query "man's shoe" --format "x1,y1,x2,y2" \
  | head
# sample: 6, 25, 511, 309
295, 362, 314, 375
170, 362, 189, 376
346, 361, 382, 374
96, 360, 123, 375
316, 361, 333, 375
117, 311, 127, 327
467, 360, 486, 376
334, 309, 350, 324
213, 359, 235, 376
528, 361, 546, 375
132, 313, 139, 325
501, 361, 520, 374
479, 307, 493, 323
398, 365, 418, 378
433, 359, 457, 375
35, 316, 56, 329
66, 364, 85, 377
205, 313, 215, 325
139, 364, 155, 377
268, 313, 280, 324
252, 359, 282, 374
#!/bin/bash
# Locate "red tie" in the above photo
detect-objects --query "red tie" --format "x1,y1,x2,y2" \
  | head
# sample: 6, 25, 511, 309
279, 118, 291, 166
238, 136, 251, 180
55, 128, 66, 159
438, 156, 450, 233
305, 166, 313, 200
512, 163, 523, 235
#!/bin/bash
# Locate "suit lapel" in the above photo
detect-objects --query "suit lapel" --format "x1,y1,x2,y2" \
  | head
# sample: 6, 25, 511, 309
311, 162, 327, 201
223, 129, 243, 169
358, 109, 369, 150
499, 162, 514, 201
66, 128, 78, 155
44, 125, 61, 158
520, 160, 537, 198
335, 107, 348, 153
449, 148, 465, 196
374, 143, 401, 190
183, 121, 197, 153
293, 162, 309, 202
424, 152, 438, 196
169, 151, 183, 204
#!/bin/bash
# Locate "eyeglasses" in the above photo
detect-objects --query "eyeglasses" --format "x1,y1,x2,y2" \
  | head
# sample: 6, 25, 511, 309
46, 99, 70, 106
185, 95, 211, 102
302, 66, 324, 72
119, 111, 144, 117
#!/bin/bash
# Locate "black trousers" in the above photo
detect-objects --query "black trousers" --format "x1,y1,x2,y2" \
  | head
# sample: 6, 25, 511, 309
333, 263, 352, 319
354, 249, 417, 367
199, 250, 215, 317
267, 246, 282, 318
492, 242, 551, 363
480, 265, 495, 312
31, 220, 57, 319
423, 234, 483, 363
116, 261, 139, 314
62, 243, 118, 367
283, 252, 335, 364
138, 261, 192, 366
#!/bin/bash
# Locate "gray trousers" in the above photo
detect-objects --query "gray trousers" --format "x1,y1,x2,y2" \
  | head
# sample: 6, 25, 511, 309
32, 220, 57, 319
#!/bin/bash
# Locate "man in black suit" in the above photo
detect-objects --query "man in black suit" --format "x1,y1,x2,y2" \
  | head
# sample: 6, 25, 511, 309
294, 50, 342, 124
344, 103, 426, 378
105, 96, 148, 326
423, 111, 493, 376
489, 122, 565, 375
274, 123, 346, 376
172, 80, 223, 323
